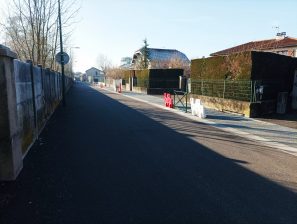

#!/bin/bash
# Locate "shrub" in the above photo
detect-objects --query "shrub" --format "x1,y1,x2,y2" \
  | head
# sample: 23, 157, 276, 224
191, 52, 252, 80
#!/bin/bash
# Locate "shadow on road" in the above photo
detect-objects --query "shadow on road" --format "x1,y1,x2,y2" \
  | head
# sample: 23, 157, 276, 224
1, 83, 297, 224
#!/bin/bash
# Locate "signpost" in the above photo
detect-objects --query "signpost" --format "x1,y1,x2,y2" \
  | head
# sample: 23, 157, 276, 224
58, 0, 66, 106
55, 52, 70, 65
55, 52, 70, 106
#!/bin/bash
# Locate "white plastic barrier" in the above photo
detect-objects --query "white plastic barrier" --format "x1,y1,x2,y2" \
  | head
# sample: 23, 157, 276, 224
190, 97, 206, 118
113, 79, 122, 92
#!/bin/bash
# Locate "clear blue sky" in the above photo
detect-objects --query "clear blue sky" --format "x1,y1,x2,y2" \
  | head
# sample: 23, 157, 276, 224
72, 0, 297, 72
1, 0, 297, 72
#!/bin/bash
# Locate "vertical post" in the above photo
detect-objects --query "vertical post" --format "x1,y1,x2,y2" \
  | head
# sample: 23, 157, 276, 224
185, 92, 188, 113
58, 0, 66, 107
223, 80, 226, 99
0, 45, 23, 180
292, 71, 297, 109
38, 65, 44, 92
27, 60, 37, 129
38, 65, 45, 123
46, 68, 52, 112
173, 93, 175, 108
250, 80, 254, 103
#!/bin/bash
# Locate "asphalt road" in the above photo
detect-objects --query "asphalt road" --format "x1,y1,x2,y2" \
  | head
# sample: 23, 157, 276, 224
1, 83, 297, 224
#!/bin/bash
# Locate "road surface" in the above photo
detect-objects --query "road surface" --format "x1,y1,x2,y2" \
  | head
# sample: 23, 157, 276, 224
1, 83, 297, 224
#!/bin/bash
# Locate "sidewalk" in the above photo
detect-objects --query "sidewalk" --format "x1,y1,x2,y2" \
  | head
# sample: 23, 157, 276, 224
97, 86, 297, 156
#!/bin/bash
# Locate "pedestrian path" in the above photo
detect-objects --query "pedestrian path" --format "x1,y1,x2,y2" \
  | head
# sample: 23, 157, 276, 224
97, 86, 297, 156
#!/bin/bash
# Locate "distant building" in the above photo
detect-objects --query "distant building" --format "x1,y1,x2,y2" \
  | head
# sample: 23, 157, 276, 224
85, 67, 105, 84
211, 34, 297, 57
74, 72, 82, 81
131, 48, 190, 69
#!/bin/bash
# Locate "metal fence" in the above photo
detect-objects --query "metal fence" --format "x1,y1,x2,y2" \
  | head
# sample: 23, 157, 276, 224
190, 79, 253, 102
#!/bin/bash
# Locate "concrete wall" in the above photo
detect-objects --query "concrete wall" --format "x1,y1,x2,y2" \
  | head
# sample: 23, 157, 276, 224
0, 46, 22, 180
0, 45, 72, 180
132, 86, 148, 94
191, 94, 251, 117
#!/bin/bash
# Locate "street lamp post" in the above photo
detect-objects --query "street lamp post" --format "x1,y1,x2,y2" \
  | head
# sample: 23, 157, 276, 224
70, 46, 80, 77
58, 0, 66, 106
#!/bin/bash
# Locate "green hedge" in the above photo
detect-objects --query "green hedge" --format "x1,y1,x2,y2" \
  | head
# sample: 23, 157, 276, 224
190, 51, 297, 102
122, 70, 132, 84
120, 69, 149, 87
135, 69, 149, 80
191, 79, 252, 101
191, 51, 252, 80
135, 69, 149, 87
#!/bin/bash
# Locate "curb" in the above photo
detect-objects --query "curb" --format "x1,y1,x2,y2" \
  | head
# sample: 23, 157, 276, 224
94, 86, 297, 157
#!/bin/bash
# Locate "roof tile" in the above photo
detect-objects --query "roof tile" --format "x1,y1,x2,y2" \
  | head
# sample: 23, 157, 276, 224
211, 37, 297, 56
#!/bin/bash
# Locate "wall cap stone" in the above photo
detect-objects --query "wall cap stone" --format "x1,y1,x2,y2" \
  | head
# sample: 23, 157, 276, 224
0, 45, 18, 59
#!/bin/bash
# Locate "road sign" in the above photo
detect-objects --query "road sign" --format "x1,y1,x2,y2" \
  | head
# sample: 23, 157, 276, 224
55, 52, 70, 65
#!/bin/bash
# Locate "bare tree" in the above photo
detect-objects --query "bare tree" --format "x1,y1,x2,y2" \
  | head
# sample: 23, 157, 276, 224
1, 0, 79, 70
105, 67, 124, 79
224, 51, 252, 80
96, 54, 112, 73
150, 54, 190, 77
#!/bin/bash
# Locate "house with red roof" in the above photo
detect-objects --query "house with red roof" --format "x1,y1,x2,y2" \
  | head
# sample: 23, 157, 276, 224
190, 34, 297, 117
211, 35, 297, 58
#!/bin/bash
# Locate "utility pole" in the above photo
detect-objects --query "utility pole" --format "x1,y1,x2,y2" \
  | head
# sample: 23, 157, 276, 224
58, 0, 66, 106
70, 46, 80, 78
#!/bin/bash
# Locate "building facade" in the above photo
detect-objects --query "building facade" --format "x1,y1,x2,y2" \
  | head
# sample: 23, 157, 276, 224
85, 67, 105, 84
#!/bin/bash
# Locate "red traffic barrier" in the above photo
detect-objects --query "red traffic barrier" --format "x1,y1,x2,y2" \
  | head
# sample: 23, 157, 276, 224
163, 93, 173, 108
